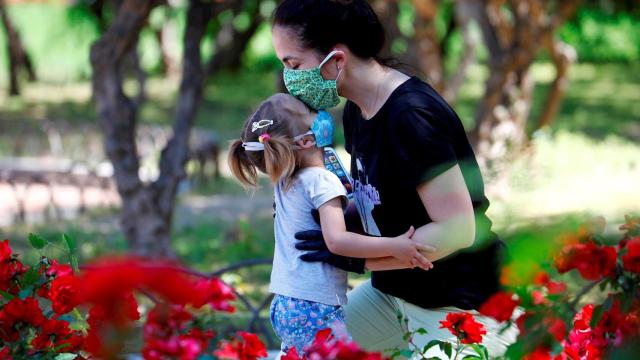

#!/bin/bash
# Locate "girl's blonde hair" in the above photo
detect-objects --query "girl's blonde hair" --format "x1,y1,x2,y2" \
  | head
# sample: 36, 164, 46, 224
228, 93, 312, 189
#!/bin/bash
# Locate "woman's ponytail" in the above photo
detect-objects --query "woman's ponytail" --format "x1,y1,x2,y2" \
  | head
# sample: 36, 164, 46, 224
262, 135, 297, 188
228, 139, 258, 187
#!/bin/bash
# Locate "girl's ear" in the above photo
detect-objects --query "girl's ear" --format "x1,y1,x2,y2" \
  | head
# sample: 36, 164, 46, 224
295, 136, 317, 149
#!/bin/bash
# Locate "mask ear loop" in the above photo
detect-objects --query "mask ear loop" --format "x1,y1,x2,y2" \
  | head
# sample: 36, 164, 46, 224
292, 130, 316, 149
319, 50, 344, 82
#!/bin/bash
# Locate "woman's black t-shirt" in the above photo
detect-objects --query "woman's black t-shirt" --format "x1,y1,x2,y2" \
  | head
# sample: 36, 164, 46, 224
343, 76, 505, 310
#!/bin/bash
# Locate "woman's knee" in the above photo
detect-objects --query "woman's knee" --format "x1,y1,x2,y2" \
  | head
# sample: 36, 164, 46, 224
344, 280, 406, 351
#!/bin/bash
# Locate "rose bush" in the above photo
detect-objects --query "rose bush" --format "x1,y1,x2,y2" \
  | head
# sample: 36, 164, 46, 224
387, 215, 640, 360
1, 214, 638, 360
0, 235, 253, 360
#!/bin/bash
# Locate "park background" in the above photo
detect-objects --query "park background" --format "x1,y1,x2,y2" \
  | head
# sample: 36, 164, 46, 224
0, 0, 639, 356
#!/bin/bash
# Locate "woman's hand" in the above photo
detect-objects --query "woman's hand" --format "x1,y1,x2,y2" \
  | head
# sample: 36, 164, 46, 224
390, 226, 435, 270
293, 208, 367, 274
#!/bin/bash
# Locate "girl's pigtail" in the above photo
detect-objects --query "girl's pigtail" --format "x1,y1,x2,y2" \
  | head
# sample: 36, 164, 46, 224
228, 139, 258, 187
262, 135, 296, 186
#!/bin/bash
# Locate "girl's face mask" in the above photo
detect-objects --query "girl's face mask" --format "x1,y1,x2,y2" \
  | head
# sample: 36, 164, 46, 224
283, 50, 343, 111
293, 110, 334, 148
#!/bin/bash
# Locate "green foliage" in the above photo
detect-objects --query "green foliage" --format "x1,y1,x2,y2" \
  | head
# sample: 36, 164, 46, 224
0, 3, 100, 82
560, 8, 640, 63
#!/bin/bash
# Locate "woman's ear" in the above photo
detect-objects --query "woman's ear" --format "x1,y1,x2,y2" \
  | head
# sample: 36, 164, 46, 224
321, 47, 348, 80
333, 48, 347, 73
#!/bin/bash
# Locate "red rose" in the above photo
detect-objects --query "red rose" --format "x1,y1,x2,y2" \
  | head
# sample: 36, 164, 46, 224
478, 291, 519, 322
622, 236, 640, 273
31, 318, 84, 353
532, 291, 548, 306
238, 332, 268, 359
49, 274, 81, 314
142, 304, 213, 360
0, 258, 26, 293
555, 242, 617, 280
573, 304, 594, 332
439, 312, 487, 344
0, 297, 46, 341
192, 278, 236, 312
281, 347, 302, 360
214, 331, 267, 360
0, 240, 13, 262
46, 259, 74, 277
545, 317, 567, 342
523, 346, 552, 360
533, 272, 567, 295
304, 329, 383, 360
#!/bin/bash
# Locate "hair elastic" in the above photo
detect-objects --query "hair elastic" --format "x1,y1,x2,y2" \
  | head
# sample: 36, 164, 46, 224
258, 133, 271, 143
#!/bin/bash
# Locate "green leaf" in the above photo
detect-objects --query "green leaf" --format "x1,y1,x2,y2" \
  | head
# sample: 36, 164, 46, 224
441, 342, 453, 358
54, 353, 77, 360
598, 280, 608, 292
28, 233, 47, 249
399, 349, 415, 359
461, 356, 482, 360
422, 339, 441, 354
0, 290, 15, 300
62, 233, 77, 253
415, 327, 429, 335
72, 308, 85, 322
590, 304, 604, 328
70, 255, 79, 273
21, 267, 41, 287
470, 344, 489, 359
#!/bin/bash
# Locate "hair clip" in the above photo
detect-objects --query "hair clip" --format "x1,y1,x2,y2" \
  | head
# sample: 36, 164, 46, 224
252, 119, 274, 133
258, 133, 271, 143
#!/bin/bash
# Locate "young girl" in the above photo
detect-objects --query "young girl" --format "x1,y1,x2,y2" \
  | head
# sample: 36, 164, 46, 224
227, 93, 433, 354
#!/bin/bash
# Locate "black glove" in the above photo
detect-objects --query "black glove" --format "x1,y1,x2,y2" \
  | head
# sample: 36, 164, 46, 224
294, 207, 366, 274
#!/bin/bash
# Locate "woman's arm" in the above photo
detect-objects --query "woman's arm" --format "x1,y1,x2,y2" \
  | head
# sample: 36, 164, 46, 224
413, 164, 476, 261
318, 198, 434, 269
363, 164, 474, 270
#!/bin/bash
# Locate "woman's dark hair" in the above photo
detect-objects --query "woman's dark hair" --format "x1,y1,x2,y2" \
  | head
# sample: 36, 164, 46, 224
273, 0, 385, 60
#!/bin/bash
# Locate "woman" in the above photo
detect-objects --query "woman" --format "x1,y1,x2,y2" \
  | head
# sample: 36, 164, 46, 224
271, 0, 515, 355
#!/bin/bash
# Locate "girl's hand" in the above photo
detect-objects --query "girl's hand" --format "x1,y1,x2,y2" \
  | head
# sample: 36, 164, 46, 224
391, 226, 435, 271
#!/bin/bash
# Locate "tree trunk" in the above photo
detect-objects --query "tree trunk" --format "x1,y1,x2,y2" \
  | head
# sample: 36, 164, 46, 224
534, 34, 577, 130
0, 0, 36, 96
92, 0, 235, 257
410, 0, 444, 90
442, 0, 477, 104
90, 0, 165, 257
468, 0, 581, 170
370, 0, 401, 59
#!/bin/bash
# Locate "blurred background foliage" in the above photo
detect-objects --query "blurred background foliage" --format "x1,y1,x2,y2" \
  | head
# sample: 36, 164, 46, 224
0, 0, 638, 315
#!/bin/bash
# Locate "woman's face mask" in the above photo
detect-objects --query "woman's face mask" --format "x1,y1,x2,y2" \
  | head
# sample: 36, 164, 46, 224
293, 110, 334, 148
283, 50, 343, 111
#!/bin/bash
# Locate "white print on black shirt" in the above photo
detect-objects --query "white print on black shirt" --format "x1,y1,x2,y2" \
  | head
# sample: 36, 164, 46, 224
352, 157, 381, 236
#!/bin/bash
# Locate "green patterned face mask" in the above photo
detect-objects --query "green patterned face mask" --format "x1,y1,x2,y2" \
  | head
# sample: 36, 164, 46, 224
283, 50, 343, 110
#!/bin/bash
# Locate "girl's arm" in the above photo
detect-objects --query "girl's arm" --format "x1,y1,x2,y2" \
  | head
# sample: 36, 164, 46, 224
318, 198, 434, 269
360, 165, 475, 271
364, 256, 415, 271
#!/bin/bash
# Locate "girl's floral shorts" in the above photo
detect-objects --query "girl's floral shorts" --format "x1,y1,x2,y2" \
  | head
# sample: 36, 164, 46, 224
269, 294, 350, 354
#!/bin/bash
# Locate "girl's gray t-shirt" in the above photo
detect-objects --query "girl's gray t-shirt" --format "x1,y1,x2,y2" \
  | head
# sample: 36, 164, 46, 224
269, 166, 349, 306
